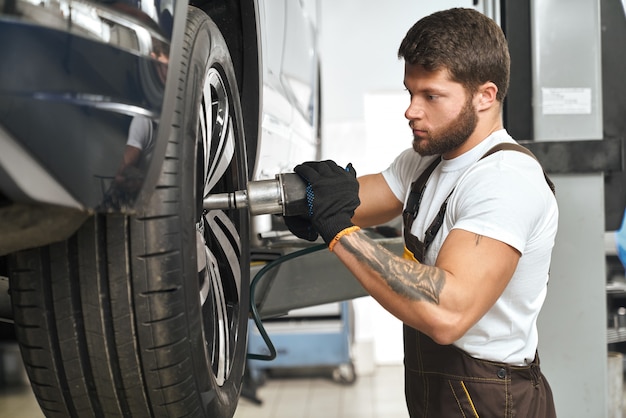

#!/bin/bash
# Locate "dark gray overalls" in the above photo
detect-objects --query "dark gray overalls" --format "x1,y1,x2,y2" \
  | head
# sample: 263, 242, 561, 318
401, 143, 557, 418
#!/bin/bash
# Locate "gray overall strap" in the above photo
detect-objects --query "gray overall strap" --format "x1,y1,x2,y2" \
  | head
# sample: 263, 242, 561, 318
481, 142, 555, 195
402, 157, 442, 261
403, 142, 555, 260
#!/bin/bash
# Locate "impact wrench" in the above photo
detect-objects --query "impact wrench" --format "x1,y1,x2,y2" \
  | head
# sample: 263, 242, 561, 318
202, 172, 309, 216
203, 172, 322, 361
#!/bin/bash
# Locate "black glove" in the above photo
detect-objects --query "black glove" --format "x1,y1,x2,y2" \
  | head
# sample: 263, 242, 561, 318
283, 215, 318, 242
293, 160, 360, 245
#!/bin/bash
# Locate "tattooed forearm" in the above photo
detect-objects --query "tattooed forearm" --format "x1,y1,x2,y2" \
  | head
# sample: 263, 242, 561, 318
340, 232, 446, 304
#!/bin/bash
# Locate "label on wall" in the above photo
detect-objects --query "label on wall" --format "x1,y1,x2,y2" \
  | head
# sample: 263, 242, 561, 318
541, 87, 592, 115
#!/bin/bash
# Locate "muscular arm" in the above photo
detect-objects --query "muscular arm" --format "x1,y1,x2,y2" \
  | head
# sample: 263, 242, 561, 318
352, 173, 403, 228
333, 228, 520, 344
115, 145, 142, 183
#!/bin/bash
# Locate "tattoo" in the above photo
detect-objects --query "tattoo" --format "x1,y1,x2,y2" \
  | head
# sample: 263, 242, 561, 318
341, 232, 446, 304
474, 234, 483, 246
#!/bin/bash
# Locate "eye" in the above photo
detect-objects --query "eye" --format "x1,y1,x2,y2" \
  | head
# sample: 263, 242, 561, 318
427, 94, 439, 101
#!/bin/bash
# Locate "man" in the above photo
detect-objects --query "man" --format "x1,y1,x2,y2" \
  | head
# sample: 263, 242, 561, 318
286, 8, 558, 417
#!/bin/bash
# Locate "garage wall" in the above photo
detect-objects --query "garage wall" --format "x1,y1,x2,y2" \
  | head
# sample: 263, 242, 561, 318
317, 0, 474, 173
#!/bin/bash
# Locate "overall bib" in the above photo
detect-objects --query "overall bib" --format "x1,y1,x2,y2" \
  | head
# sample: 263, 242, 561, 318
401, 143, 557, 418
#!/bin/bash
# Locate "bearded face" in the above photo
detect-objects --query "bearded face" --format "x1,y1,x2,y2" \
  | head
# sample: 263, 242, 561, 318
411, 94, 478, 157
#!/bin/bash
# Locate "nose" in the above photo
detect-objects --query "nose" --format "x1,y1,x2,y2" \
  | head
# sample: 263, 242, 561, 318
405, 98, 424, 121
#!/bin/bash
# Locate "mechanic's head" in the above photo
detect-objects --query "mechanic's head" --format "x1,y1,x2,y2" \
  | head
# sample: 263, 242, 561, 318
398, 8, 510, 102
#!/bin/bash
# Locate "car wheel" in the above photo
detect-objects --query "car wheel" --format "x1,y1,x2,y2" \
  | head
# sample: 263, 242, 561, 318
8, 6, 249, 417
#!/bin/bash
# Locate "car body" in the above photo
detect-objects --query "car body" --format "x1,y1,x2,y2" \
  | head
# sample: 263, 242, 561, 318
0, 0, 319, 252
0, 0, 320, 416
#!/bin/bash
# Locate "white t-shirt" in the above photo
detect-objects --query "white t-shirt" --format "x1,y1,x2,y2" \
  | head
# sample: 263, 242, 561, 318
126, 116, 156, 170
382, 129, 558, 365
127, 116, 155, 153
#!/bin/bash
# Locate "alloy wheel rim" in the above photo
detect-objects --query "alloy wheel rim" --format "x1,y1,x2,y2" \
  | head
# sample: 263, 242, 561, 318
196, 66, 242, 387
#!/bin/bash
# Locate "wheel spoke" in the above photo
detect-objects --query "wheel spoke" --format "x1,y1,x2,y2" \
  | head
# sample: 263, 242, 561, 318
207, 249, 228, 385
198, 211, 241, 386
203, 69, 234, 194
204, 210, 242, 293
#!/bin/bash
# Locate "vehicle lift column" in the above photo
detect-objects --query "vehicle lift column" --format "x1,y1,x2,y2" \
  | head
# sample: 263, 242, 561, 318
502, 0, 623, 416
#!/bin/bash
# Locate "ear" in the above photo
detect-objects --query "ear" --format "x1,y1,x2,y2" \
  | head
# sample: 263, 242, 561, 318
475, 81, 498, 111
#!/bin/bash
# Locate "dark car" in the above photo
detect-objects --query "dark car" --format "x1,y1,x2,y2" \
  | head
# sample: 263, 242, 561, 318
0, 0, 320, 416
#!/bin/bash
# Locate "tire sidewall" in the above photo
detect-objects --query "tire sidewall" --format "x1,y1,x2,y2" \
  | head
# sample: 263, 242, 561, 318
174, 7, 249, 416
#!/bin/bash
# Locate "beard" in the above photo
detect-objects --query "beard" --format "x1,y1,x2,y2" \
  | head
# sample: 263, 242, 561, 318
411, 97, 478, 156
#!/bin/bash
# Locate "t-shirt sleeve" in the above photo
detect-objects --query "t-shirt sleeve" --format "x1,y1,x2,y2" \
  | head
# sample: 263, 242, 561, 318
448, 152, 553, 254
126, 116, 153, 150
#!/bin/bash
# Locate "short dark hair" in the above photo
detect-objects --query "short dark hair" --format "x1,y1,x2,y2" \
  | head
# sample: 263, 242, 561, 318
398, 8, 510, 101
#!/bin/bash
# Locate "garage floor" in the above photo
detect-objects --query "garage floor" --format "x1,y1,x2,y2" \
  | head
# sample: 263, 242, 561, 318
234, 365, 408, 418
0, 364, 408, 418
1, 363, 625, 417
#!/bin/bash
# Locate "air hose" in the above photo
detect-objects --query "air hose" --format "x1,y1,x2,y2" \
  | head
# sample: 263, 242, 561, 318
247, 243, 327, 361
203, 173, 324, 360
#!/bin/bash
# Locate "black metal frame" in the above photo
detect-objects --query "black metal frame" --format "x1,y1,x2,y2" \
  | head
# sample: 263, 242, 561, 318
501, 0, 534, 142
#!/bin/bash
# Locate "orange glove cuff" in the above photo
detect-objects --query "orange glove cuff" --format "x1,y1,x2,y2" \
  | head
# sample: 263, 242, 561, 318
328, 226, 361, 252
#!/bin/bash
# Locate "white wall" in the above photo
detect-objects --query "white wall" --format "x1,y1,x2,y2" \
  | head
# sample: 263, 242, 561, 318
318, 0, 474, 172
318, 0, 476, 125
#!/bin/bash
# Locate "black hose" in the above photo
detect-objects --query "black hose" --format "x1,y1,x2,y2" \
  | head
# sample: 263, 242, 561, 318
247, 243, 327, 361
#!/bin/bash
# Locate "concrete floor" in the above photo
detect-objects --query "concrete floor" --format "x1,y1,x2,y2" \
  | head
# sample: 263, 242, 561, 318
0, 363, 408, 418
1, 361, 625, 417
234, 365, 408, 418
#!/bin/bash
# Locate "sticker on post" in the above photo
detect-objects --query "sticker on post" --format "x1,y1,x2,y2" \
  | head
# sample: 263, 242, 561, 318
541, 87, 592, 115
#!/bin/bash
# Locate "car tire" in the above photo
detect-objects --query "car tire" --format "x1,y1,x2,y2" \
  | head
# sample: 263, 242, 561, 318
8, 6, 249, 418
